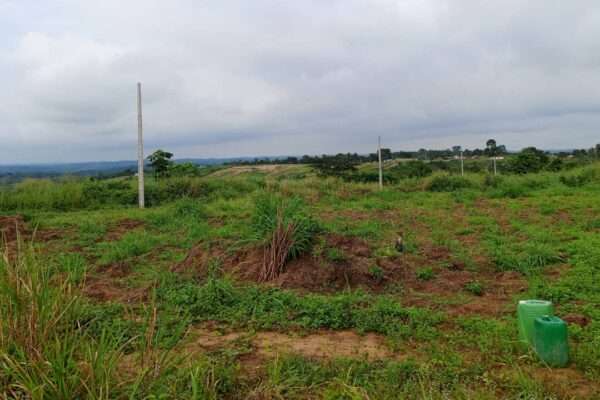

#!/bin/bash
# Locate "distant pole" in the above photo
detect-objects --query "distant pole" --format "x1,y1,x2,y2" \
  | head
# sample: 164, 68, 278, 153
378, 136, 383, 189
493, 157, 497, 176
137, 82, 145, 209
460, 151, 464, 176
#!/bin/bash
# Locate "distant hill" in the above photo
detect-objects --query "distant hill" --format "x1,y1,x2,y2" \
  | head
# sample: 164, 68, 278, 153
0, 157, 276, 175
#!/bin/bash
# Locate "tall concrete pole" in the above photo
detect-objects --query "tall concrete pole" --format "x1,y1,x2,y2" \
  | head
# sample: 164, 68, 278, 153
137, 82, 145, 209
378, 136, 383, 189
460, 151, 464, 176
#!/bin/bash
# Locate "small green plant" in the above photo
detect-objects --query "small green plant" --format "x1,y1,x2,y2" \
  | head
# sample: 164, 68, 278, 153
464, 280, 484, 296
369, 266, 384, 283
416, 267, 435, 281
325, 247, 346, 263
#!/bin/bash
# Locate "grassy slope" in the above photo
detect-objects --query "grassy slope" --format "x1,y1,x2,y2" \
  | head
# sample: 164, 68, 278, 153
1, 163, 600, 398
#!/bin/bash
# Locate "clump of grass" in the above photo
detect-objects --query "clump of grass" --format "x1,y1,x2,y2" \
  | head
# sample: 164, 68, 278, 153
251, 194, 319, 280
369, 265, 385, 283
97, 230, 159, 265
325, 247, 346, 263
464, 280, 484, 296
416, 267, 435, 281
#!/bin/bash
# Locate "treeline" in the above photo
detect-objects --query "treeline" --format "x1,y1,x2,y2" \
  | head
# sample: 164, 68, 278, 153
229, 140, 600, 166
311, 146, 599, 184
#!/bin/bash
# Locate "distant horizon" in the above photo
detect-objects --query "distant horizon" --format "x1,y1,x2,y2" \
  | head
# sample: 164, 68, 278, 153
0, 146, 586, 168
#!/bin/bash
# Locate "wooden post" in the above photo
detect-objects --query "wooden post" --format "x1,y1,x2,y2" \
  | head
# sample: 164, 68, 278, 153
460, 151, 464, 176
378, 136, 383, 189
137, 82, 145, 209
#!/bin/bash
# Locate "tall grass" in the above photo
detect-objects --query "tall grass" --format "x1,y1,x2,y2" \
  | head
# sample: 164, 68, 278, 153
0, 245, 240, 399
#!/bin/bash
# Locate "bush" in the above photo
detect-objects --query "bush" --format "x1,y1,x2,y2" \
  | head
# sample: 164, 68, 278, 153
426, 175, 474, 192
560, 168, 598, 188
507, 147, 549, 174
390, 161, 433, 179
251, 194, 320, 260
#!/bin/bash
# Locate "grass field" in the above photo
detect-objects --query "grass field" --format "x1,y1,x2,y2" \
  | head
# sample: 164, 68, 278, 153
1, 162, 600, 399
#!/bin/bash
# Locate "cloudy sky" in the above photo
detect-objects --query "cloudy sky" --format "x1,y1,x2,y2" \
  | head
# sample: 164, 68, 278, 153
1, 1, 600, 163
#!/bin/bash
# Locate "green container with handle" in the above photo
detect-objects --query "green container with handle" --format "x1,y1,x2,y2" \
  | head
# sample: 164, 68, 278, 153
517, 300, 553, 345
534, 316, 569, 367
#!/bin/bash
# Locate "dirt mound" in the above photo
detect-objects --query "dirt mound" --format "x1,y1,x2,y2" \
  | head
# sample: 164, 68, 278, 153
173, 235, 407, 292
0, 215, 26, 243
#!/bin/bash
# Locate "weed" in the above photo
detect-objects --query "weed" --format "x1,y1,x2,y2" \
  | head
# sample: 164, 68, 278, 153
325, 247, 346, 263
464, 280, 484, 296
369, 265, 385, 283
416, 267, 435, 281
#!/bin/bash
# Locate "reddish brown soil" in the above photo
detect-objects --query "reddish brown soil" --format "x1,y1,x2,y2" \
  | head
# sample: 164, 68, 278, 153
173, 234, 400, 292
173, 230, 527, 317
0, 215, 26, 243
104, 219, 145, 241
1, 215, 67, 260
562, 313, 591, 328
82, 278, 148, 303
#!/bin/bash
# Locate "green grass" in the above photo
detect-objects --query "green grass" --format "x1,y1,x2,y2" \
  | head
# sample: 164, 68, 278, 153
2, 162, 600, 398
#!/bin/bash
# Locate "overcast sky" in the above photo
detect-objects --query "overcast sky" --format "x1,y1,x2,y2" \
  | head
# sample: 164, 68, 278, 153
1, 1, 600, 163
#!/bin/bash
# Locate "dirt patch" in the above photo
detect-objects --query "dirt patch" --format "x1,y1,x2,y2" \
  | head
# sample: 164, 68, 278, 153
186, 327, 398, 361
562, 313, 591, 328
0, 215, 26, 243
105, 219, 145, 241
173, 236, 400, 292
97, 261, 132, 278
174, 229, 527, 316
83, 278, 147, 303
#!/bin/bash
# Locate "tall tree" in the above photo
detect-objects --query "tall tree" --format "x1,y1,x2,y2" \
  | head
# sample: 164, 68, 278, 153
148, 149, 174, 179
485, 139, 497, 156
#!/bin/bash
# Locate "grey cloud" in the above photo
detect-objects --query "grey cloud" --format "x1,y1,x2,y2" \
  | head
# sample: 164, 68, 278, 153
1, 0, 600, 163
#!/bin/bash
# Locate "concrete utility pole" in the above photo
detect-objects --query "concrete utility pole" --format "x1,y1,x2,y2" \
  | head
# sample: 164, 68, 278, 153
378, 136, 383, 189
137, 82, 145, 209
493, 157, 497, 176
460, 151, 464, 176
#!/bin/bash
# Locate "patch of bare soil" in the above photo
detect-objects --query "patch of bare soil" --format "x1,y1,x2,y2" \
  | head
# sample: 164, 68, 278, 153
1, 215, 68, 260
186, 327, 399, 362
0, 215, 26, 243
83, 260, 146, 303
104, 219, 145, 241
82, 278, 148, 303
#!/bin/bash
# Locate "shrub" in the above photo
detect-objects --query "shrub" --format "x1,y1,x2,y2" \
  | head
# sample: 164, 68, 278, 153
416, 267, 435, 281
464, 281, 484, 296
390, 161, 433, 179
507, 147, 549, 174
559, 168, 598, 188
251, 194, 320, 280
426, 175, 474, 192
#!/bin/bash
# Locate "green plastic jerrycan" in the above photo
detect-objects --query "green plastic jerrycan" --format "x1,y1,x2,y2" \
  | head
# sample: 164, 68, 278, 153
517, 300, 553, 345
534, 316, 569, 367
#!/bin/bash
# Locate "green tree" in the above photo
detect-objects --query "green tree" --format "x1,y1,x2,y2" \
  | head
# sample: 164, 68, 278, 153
380, 148, 392, 161
169, 162, 199, 177
310, 154, 358, 178
148, 149, 174, 179
508, 147, 549, 174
